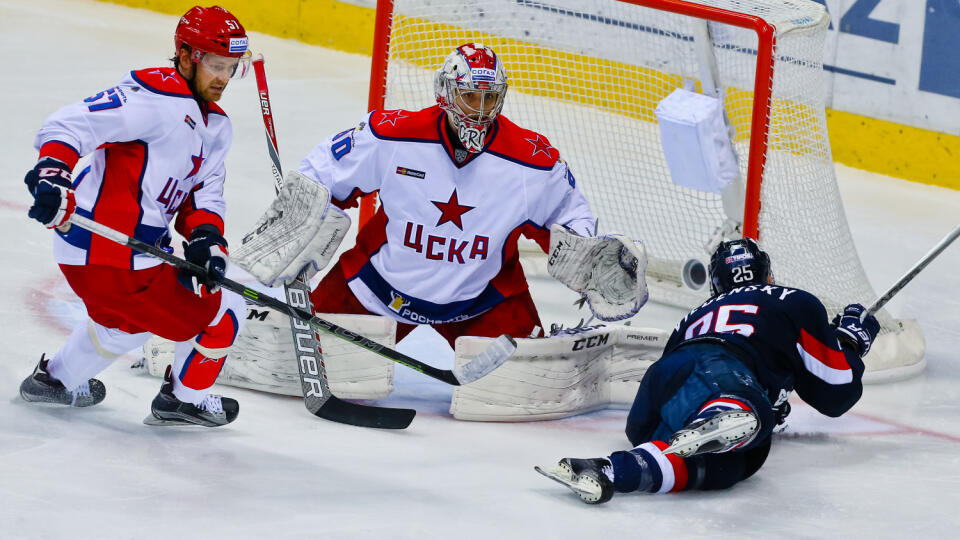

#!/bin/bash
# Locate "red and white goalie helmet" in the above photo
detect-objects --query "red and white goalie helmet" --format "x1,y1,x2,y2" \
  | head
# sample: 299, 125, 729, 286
175, 5, 251, 79
435, 43, 508, 153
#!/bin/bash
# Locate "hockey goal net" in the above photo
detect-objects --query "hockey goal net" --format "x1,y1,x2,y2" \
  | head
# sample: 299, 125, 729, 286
366, 0, 924, 380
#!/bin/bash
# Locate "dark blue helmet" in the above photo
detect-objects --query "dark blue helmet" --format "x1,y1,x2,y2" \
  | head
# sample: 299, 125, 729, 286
709, 238, 773, 295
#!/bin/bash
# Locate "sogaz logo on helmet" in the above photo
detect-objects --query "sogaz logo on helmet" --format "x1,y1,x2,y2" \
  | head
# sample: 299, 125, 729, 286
229, 37, 248, 53
471, 68, 496, 81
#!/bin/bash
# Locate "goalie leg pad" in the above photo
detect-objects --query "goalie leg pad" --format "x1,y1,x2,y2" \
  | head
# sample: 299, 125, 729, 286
231, 170, 350, 286
450, 325, 667, 421
547, 224, 649, 321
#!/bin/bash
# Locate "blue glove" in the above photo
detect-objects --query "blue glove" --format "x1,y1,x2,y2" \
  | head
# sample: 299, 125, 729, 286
24, 157, 76, 228
177, 225, 228, 295
833, 303, 880, 358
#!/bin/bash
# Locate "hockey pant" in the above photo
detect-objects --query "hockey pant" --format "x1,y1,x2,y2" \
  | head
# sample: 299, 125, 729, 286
50, 264, 247, 404
310, 261, 545, 347
613, 343, 776, 493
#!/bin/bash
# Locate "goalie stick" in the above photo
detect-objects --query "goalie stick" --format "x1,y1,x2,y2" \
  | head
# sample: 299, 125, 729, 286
251, 55, 412, 429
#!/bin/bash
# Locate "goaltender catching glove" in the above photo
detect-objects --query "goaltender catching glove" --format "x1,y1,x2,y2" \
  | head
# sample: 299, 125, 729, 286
547, 224, 649, 321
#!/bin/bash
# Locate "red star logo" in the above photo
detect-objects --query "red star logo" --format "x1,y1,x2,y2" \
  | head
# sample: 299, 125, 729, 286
432, 190, 474, 230
186, 146, 204, 179
377, 109, 408, 127
525, 134, 555, 158
149, 69, 178, 83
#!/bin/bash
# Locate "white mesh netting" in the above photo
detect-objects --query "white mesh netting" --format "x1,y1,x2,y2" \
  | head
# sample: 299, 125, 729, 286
373, 0, 924, 378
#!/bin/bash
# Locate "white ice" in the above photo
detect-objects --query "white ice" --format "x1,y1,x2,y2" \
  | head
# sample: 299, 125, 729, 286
1, 1, 959, 539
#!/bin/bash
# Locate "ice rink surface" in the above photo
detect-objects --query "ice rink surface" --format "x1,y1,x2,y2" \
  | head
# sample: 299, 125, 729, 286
1, 1, 958, 539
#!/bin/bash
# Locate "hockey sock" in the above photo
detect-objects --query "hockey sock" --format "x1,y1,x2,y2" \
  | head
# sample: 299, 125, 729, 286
47, 321, 146, 390
172, 293, 244, 404
609, 441, 688, 494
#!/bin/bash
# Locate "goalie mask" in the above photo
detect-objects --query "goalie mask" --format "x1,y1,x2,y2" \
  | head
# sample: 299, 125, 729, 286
435, 43, 508, 153
708, 238, 773, 295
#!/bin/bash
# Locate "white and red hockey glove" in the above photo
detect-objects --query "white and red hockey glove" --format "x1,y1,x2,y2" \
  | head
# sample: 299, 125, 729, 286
24, 157, 76, 229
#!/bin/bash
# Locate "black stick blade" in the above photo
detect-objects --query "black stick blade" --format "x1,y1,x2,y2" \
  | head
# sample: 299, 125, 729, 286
314, 396, 416, 429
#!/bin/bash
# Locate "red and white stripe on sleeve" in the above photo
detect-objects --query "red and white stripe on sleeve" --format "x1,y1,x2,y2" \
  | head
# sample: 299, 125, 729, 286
796, 328, 852, 385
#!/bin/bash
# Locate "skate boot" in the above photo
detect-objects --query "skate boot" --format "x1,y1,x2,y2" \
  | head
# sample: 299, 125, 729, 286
535, 457, 614, 504
144, 365, 238, 427
665, 408, 759, 457
19, 354, 105, 407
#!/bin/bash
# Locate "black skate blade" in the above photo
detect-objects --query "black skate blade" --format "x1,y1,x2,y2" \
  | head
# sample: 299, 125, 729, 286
144, 414, 191, 426
142, 414, 219, 427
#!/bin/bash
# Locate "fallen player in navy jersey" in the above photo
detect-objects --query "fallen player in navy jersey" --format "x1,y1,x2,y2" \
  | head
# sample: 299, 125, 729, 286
536, 238, 880, 503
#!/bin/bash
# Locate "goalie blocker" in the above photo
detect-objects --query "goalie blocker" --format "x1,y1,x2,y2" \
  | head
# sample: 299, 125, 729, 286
232, 170, 350, 287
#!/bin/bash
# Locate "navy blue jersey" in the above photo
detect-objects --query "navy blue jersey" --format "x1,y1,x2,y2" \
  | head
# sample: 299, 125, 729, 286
664, 284, 865, 418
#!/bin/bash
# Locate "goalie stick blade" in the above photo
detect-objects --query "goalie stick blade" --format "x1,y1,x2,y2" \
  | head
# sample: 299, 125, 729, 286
313, 396, 416, 429
452, 335, 517, 385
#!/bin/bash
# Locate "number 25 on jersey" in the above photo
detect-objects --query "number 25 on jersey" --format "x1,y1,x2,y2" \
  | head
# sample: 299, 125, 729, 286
685, 305, 759, 339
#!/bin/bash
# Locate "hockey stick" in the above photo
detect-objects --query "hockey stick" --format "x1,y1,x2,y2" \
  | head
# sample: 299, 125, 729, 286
865, 222, 960, 317
250, 55, 413, 429
67, 213, 513, 389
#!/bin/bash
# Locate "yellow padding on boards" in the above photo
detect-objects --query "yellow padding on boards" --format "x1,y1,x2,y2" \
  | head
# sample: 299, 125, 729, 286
96, 0, 960, 190
96, 0, 376, 55
827, 110, 960, 190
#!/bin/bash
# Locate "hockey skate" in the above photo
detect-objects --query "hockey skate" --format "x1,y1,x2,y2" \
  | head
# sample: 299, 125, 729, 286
19, 354, 105, 407
664, 409, 759, 457
535, 457, 614, 504
144, 365, 238, 427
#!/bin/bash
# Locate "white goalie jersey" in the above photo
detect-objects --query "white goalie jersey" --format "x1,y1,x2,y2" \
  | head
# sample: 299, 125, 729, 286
296, 106, 596, 325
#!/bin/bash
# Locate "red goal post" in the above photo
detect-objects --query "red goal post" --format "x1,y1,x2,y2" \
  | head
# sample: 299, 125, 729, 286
363, 0, 925, 380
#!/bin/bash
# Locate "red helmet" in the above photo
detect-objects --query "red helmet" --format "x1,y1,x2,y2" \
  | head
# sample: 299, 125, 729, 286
175, 5, 248, 59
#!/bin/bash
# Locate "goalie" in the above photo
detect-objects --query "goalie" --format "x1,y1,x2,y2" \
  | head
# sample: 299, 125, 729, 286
232, 43, 648, 353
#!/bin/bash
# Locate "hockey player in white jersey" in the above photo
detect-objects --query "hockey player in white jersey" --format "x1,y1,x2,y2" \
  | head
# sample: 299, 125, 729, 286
234, 43, 648, 352
19, 5, 250, 426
